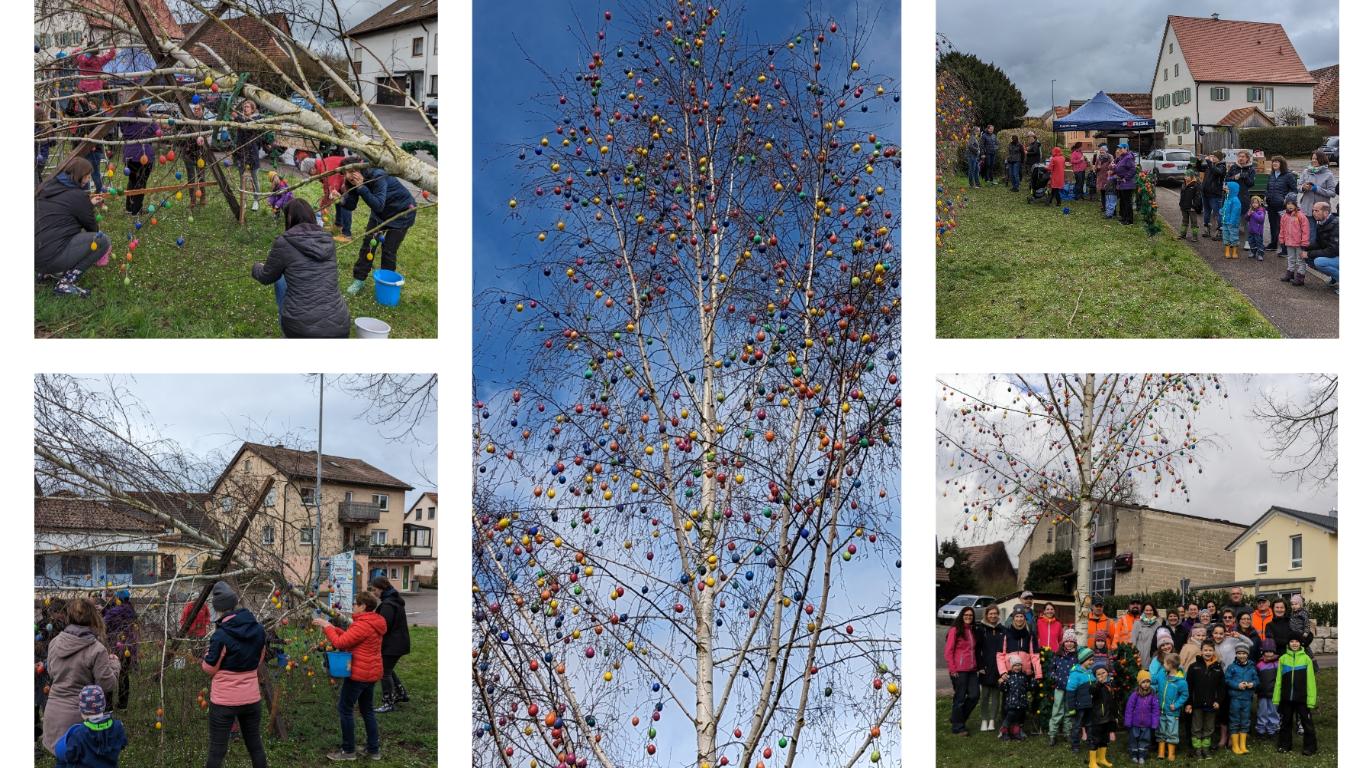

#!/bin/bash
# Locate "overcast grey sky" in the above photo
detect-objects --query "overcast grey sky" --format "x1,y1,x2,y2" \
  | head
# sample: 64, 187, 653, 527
100, 374, 436, 497
936, 0, 1339, 114
936, 374, 1336, 565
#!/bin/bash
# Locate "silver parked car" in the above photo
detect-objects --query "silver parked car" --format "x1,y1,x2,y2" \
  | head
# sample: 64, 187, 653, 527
937, 594, 995, 624
1139, 148, 1194, 183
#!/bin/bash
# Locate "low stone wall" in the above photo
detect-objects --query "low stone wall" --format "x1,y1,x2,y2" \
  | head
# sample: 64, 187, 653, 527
1311, 623, 1337, 654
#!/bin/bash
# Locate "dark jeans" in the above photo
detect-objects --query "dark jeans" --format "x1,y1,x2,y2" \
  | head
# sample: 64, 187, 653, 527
1074, 171, 1086, 200
1089, 720, 1113, 749
126, 161, 153, 215
966, 156, 980, 187
338, 679, 380, 755
1268, 203, 1284, 248
1071, 706, 1091, 749
1117, 188, 1135, 224
984, 153, 997, 182
87, 149, 104, 193
273, 276, 288, 336
334, 203, 353, 236
352, 226, 408, 281
206, 701, 267, 768
185, 150, 206, 200
949, 672, 980, 733
116, 664, 131, 709
1203, 195, 1222, 228
1008, 161, 1021, 190
380, 654, 406, 701
1277, 701, 1317, 753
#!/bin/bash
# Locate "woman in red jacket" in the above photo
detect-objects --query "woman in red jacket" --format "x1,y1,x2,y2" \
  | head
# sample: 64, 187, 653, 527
1047, 147, 1067, 207
944, 606, 981, 735
314, 591, 388, 761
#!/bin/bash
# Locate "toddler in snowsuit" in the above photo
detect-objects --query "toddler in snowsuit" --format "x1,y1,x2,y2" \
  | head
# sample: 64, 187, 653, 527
1247, 197, 1267, 261
1185, 641, 1224, 759
1279, 200, 1310, 284
1067, 647, 1098, 752
1273, 637, 1317, 756
53, 684, 127, 767
1125, 670, 1160, 764
1088, 663, 1118, 768
1000, 655, 1032, 740
1176, 169, 1202, 241
1224, 644, 1258, 753
1155, 652, 1188, 760
1255, 639, 1281, 737
1221, 181, 1244, 257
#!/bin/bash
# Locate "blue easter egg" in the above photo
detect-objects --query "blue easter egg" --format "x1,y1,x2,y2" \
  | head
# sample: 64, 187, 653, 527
1063, 207, 1071, 214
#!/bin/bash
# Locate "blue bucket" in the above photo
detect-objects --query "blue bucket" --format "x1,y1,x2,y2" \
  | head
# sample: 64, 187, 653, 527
325, 650, 353, 678
373, 269, 404, 306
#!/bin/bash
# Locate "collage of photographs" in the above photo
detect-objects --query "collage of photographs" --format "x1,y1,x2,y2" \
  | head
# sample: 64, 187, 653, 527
20, 0, 1348, 767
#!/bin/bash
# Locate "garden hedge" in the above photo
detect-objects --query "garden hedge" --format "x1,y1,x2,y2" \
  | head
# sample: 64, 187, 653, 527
1236, 125, 1329, 157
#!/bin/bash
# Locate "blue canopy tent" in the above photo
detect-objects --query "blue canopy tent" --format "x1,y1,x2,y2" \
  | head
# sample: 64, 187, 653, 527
1053, 91, 1155, 131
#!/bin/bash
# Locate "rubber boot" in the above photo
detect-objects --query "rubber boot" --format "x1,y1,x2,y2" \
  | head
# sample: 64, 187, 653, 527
1281, 269, 1295, 282
1089, 750, 1100, 768
1156, 743, 1166, 759
1239, 733, 1249, 754
1098, 746, 1113, 767
1293, 272, 1306, 286
1167, 743, 1176, 761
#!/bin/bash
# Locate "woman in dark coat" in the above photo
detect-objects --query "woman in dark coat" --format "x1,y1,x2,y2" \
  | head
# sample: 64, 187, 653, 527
339, 166, 417, 295
976, 605, 1007, 732
1024, 133, 1042, 171
1199, 152, 1228, 238
1264, 155, 1298, 255
369, 575, 411, 712
35, 156, 110, 297
252, 198, 350, 337
1264, 598, 1301, 656
1111, 143, 1138, 225
1226, 150, 1257, 249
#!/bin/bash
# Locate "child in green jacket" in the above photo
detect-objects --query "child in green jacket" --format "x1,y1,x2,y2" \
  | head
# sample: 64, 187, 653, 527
1273, 636, 1317, 756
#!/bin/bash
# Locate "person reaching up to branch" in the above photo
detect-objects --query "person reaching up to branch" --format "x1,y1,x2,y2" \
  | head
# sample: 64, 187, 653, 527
74, 41, 116, 104
201, 581, 268, 768
313, 590, 387, 761
299, 155, 361, 244
120, 99, 157, 216
233, 100, 265, 212
35, 156, 110, 298
339, 165, 416, 296
251, 198, 350, 338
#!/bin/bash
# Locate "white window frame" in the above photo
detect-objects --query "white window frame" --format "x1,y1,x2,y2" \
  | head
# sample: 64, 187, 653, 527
1256, 540, 1268, 573
300, 486, 317, 506
265, 487, 277, 507
373, 494, 389, 510
1289, 534, 1303, 569
1092, 558, 1115, 597
263, 524, 276, 545
1175, 63, 1180, 77
1264, 87, 1274, 112
1211, 87, 1229, 101
429, 74, 437, 96
372, 529, 387, 545
301, 526, 316, 544
1247, 87, 1263, 103
412, 37, 423, 56
1164, 68, 1169, 81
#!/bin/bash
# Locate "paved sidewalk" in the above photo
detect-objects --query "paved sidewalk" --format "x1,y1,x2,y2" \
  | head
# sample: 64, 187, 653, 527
1153, 186, 1337, 338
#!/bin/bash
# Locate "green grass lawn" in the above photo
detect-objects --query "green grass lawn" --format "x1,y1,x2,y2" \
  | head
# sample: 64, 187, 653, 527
936, 668, 1337, 768
37, 626, 437, 767
936, 177, 1278, 338
35, 158, 436, 338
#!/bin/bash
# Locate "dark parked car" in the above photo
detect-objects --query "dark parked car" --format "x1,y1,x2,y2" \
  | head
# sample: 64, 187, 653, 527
1316, 136, 1339, 165
425, 97, 437, 127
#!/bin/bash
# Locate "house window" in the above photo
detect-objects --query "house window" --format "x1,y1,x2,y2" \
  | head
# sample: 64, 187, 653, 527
372, 529, 387, 545
1169, 42, 1174, 54
109, 555, 134, 575
35, 555, 46, 577
62, 555, 91, 577
1092, 558, 1115, 597
433, 33, 437, 55
1256, 540, 1268, 573
1263, 88, 1274, 112
1093, 507, 1116, 544
406, 527, 431, 547
1055, 521, 1075, 554
265, 487, 277, 507
263, 524, 276, 545
300, 486, 316, 506
352, 60, 362, 77
244, 459, 252, 473
429, 75, 437, 96
428, 506, 435, 520
1211, 87, 1229, 101
301, 526, 316, 544
1175, 63, 1180, 77
1164, 68, 1169, 81
413, 509, 422, 521
1183, 87, 1191, 102
1247, 87, 1263, 102
412, 37, 423, 56
373, 494, 389, 510
1290, 534, 1303, 569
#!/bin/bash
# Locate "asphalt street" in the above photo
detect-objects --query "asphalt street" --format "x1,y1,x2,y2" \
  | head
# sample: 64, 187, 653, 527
404, 587, 438, 627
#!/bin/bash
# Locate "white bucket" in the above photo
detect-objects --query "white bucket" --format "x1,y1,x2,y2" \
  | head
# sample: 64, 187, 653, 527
354, 317, 391, 339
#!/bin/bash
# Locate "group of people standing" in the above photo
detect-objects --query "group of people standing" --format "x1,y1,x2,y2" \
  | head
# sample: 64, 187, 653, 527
37, 574, 414, 766
944, 589, 1322, 761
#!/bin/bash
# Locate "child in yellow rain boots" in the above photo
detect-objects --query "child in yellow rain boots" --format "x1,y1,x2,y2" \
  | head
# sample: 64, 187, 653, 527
1088, 662, 1118, 768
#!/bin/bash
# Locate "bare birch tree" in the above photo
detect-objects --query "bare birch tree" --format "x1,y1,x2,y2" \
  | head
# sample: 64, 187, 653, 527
1253, 373, 1338, 488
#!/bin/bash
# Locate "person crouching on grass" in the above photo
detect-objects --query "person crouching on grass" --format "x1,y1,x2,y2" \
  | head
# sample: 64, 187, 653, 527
1087, 662, 1118, 768
313, 590, 387, 761
1125, 670, 1159, 764
35, 156, 111, 297
338, 165, 416, 296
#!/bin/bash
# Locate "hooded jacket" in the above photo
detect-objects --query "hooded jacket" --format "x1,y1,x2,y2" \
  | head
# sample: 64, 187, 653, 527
1002, 669, 1032, 709
1265, 168, 1298, 208
943, 624, 978, 674
119, 108, 157, 164
1049, 647, 1078, 690
1125, 686, 1160, 729
1248, 207, 1267, 236
1272, 647, 1316, 707
340, 168, 417, 231
976, 622, 1005, 688
1035, 615, 1064, 652
324, 609, 388, 683
53, 717, 127, 768
41, 626, 119, 754
1066, 663, 1096, 710
1157, 667, 1189, 715
1297, 164, 1337, 212
1179, 179, 1203, 212
202, 608, 266, 706
252, 222, 351, 338
1224, 657, 1258, 702
1307, 213, 1339, 260
101, 601, 138, 666
75, 49, 116, 93
1086, 610, 1117, 650
1090, 678, 1118, 724
1279, 208, 1310, 248
1048, 148, 1067, 189
1256, 657, 1279, 697
1186, 657, 1225, 709
1199, 157, 1227, 197
376, 586, 412, 657
1111, 150, 1137, 191
35, 173, 100, 272
1094, 150, 1114, 191
1221, 181, 1244, 226
997, 622, 1042, 678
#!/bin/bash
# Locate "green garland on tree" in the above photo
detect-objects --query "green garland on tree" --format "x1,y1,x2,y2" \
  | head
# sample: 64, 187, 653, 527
1135, 170, 1162, 236
1034, 646, 1057, 731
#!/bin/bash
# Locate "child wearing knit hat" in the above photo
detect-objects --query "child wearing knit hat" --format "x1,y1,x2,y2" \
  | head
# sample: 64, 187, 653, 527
1047, 628, 1081, 747
1000, 655, 1032, 741
1067, 647, 1099, 753
1125, 671, 1160, 764
1255, 638, 1281, 737
52, 684, 127, 767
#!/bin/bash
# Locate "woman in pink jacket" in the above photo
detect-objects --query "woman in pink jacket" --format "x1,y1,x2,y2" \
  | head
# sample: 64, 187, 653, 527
944, 606, 982, 735
74, 45, 116, 97
1093, 145, 1114, 214
1047, 147, 1067, 207
1069, 142, 1090, 201
1035, 602, 1065, 652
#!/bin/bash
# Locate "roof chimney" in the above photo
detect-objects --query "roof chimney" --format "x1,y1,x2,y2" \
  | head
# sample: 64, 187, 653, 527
1328, 508, 1337, 518
1211, 13, 1220, 20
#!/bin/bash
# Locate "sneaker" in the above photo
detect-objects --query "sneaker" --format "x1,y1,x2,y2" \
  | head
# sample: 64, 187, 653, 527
334, 234, 354, 244
368, 752, 382, 761
346, 279, 365, 296
1243, 241, 1251, 250
375, 703, 396, 713
53, 283, 91, 298
251, 201, 260, 212
326, 751, 358, 761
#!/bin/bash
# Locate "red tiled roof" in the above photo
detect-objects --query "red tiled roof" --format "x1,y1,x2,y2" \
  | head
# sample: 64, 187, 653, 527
961, 542, 1008, 570
238, 442, 413, 490
1217, 106, 1274, 127
178, 13, 294, 68
1311, 64, 1338, 115
1167, 16, 1315, 84
35, 496, 164, 533
85, 0, 182, 41
1108, 92, 1154, 119
114, 491, 219, 539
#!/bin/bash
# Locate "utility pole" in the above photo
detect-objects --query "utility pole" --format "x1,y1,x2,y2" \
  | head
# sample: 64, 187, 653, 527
1051, 79, 1057, 121
311, 374, 324, 590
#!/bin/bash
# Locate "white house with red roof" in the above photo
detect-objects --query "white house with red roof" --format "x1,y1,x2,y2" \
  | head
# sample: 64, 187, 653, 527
1149, 14, 1318, 148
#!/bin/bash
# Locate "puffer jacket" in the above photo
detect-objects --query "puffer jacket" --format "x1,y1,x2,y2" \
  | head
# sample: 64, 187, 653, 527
943, 624, 978, 674
1125, 687, 1160, 729
1225, 658, 1258, 702
1186, 657, 1224, 709
1265, 169, 1298, 208
252, 222, 350, 338
1297, 164, 1337, 212
376, 586, 412, 657
976, 622, 1005, 687
1200, 157, 1227, 197
35, 172, 100, 272
1111, 151, 1137, 191
997, 623, 1042, 678
41, 626, 119, 754
340, 167, 417, 230
1179, 180, 1203, 211
1248, 207, 1267, 237
1049, 648, 1078, 690
1221, 181, 1243, 226
1003, 670, 1032, 710
75, 49, 116, 94
1035, 615, 1064, 652
202, 608, 266, 706
324, 609, 388, 683
1273, 647, 1316, 707
1256, 659, 1278, 697
1279, 209, 1310, 248
1157, 668, 1189, 714
1091, 680, 1118, 724
119, 108, 157, 164
1066, 664, 1096, 710
53, 717, 127, 768
1307, 213, 1339, 260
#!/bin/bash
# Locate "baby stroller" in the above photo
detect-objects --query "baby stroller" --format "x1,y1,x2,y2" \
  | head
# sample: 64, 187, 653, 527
1024, 163, 1050, 203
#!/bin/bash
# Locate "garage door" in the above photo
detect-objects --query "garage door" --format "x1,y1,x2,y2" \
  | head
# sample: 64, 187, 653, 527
376, 76, 407, 106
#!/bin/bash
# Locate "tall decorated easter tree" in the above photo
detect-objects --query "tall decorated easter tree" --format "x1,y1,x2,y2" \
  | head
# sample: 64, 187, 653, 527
473, 3, 902, 768
936, 374, 1224, 650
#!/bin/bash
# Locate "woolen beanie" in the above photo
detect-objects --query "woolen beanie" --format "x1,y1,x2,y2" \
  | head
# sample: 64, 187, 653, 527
1137, 670, 1152, 683
1077, 647, 1094, 663
1156, 627, 1173, 646
210, 580, 238, 614
1062, 627, 1078, 645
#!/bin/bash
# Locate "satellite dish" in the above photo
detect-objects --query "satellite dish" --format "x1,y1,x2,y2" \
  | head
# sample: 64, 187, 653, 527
943, 556, 956, 569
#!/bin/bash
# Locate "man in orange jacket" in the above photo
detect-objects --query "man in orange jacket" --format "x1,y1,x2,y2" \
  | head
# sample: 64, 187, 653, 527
1250, 595, 1274, 636
1113, 598, 1143, 646
1086, 600, 1117, 650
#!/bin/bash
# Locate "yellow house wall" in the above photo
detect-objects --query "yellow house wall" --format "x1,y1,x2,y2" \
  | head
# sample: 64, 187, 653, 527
1233, 514, 1337, 602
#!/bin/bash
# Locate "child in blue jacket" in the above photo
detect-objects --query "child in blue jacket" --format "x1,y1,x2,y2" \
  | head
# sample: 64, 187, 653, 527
1225, 645, 1258, 753
53, 685, 126, 767
1155, 652, 1188, 760
1066, 647, 1098, 753
1221, 181, 1244, 258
